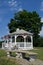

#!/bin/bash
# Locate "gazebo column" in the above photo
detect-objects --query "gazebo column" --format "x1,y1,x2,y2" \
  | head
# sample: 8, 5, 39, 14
24, 36, 26, 49
2, 42, 4, 49
15, 35, 17, 45
31, 36, 33, 49
10, 36, 12, 43
9, 36, 12, 49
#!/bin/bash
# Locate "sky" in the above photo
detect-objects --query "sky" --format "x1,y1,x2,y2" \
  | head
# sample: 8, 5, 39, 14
0, 0, 43, 38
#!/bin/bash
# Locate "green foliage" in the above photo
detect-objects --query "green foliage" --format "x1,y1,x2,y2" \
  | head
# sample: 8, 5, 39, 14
29, 47, 43, 60
8, 10, 42, 46
0, 50, 7, 57
10, 52, 17, 57
0, 50, 18, 65
36, 37, 43, 47
0, 57, 17, 65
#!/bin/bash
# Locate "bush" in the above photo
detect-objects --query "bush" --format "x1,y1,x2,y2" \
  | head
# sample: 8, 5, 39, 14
34, 37, 43, 47
10, 52, 17, 57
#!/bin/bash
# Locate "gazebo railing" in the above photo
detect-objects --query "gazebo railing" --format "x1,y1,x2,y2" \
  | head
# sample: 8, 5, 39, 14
2, 42, 32, 50
26, 42, 32, 47
16, 42, 24, 47
16, 42, 32, 48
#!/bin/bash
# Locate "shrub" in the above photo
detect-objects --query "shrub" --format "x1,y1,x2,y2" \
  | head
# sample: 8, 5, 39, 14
10, 52, 17, 57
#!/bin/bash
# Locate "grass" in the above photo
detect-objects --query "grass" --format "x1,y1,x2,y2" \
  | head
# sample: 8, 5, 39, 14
29, 47, 43, 60
0, 49, 19, 65
0, 49, 7, 57
0, 57, 18, 65
0, 47, 43, 65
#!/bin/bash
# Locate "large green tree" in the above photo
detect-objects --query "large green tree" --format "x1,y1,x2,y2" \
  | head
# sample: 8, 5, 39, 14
8, 10, 42, 46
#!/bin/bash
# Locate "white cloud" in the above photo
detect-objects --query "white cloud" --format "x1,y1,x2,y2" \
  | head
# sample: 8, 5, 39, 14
40, 26, 43, 36
7, 0, 22, 11
40, 1, 43, 11
18, 7, 23, 11
5, 26, 9, 34
8, 0, 17, 7
40, 17, 43, 36
0, 0, 23, 12
41, 18, 43, 22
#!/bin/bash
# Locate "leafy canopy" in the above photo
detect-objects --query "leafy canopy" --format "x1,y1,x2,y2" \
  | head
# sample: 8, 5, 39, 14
8, 10, 41, 34
8, 10, 42, 46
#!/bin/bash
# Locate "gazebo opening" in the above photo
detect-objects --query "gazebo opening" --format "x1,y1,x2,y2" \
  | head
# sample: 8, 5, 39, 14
26, 36, 31, 42
16, 36, 24, 42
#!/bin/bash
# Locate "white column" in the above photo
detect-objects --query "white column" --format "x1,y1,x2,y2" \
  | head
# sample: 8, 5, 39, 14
2, 39, 4, 49
31, 36, 33, 49
6, 39, 8, 49
24, 36, 26, 49
15, 35, 17, 45
6, 39, 8, 48
10, 36, 12, 49
10, 36, 12, 43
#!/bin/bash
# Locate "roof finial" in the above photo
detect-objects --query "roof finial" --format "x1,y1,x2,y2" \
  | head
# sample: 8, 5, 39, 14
16, 28, 20, 31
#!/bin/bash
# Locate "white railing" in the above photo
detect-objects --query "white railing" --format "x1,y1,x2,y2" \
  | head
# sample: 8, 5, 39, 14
16, 42, 31, 48
16, 42, 24, 48
26, 42, 32, 47
2, 42, 15, 50
2, 42, 32, 50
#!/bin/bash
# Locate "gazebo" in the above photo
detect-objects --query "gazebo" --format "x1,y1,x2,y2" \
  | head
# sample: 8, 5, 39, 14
2, 28, 33, 50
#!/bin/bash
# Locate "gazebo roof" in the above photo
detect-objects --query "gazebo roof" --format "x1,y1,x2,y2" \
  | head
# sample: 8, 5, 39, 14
10, 28, 33, 35
1, 28, 33, 39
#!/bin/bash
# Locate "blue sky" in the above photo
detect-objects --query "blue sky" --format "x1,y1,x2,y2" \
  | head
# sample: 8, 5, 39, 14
0, 0, 43, 38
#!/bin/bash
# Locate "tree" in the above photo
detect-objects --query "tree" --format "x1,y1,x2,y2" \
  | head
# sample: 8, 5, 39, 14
8, 10, 42, 46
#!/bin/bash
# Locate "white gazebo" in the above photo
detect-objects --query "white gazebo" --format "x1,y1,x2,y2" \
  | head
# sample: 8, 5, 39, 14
2, 28, 33, 50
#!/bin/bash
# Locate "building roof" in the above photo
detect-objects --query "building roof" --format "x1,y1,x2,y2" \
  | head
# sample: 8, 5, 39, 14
10, 28, 33, 35
1, 28, 33, 39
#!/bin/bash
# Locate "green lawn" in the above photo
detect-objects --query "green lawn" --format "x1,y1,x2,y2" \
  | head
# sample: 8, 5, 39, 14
0, 47, 43, 65
0, 57, 18, 65
0, 49, 19, 65
29, 47, 43, 60
0, 49, 7, 57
